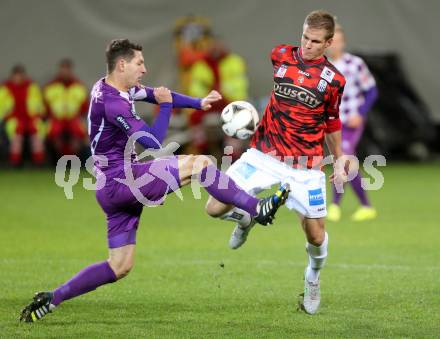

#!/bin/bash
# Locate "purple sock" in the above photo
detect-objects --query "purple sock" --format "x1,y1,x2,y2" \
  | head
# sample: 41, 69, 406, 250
51, 261, 117, 306
199, 165, 259, 216
351, 173, 370, 206
332, 183, 343, 205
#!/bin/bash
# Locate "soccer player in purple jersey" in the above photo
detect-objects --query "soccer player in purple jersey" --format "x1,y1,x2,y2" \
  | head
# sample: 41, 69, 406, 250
20, 39, 290, 322
326, 24, 378, 222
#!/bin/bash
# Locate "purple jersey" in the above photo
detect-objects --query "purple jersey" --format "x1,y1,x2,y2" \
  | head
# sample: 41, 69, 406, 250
329, 54, 378, 154
87, 78, 201, 173
330, 53, 376, 125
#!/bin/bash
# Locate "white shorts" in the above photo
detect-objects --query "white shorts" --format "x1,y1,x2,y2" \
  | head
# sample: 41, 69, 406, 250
226, 148, 327, 218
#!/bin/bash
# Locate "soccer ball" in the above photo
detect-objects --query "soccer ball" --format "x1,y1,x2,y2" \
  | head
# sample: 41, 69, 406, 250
221, 101, 259, 140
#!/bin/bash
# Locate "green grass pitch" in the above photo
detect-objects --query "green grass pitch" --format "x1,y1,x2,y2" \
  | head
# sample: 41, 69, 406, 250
1, 163, 440, 338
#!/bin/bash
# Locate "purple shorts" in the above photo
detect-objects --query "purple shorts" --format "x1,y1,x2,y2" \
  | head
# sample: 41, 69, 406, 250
96, 156, 180, 249
341, 125, 364, 155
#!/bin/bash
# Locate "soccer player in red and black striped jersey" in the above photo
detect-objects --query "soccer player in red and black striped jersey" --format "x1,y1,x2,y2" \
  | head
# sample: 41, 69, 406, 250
206, 10, 346, 314
251, 38, 345, 168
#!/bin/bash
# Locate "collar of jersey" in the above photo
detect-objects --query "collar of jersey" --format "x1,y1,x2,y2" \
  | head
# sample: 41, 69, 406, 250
101, 77, 131, 101
297, 47, 325, 65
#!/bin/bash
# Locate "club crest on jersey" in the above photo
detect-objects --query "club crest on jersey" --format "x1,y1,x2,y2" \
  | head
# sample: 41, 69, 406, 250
298, 76, 304, 84
317, 79, 327, 92
320, 66, 335, 83
276, 64, 288, 78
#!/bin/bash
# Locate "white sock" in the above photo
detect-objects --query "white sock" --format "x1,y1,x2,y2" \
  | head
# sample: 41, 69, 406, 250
220, 207, 252, 228
305, 232, 329, 282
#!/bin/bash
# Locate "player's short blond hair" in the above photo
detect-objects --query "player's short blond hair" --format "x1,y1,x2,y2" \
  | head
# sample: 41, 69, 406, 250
304, 10, 336, 40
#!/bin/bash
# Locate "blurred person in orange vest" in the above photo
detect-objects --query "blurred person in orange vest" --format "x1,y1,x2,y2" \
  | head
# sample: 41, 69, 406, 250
165, 15, 212, 151
174, 15, 212, 93
0, 65, 45, 166
187, 38, 249, 157
44, 59, 89, 159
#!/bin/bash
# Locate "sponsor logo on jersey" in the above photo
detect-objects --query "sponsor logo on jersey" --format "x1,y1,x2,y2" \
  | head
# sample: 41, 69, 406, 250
276, 64, 288, 78
273, 82, 322, 108
308, 188, 324, 206
317, 79, 327, 92
298, 70, 310, 77
116, 115, 131, 130
320, 66, 335, 83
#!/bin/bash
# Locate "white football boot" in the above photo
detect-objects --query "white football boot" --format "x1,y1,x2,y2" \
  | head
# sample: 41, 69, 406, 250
229, 183, 290, 249
228, 219, 256, 249
299, 269, 321, 315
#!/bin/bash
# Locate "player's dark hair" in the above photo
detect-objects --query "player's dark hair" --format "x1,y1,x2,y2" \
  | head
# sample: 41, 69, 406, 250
106, 39, 143, 73
304, 10, 336, 40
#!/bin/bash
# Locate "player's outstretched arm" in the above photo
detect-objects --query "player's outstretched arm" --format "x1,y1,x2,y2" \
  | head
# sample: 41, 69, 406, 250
108, 88, 173, 149
132, 86, 205, 110
200, 90, 222, 111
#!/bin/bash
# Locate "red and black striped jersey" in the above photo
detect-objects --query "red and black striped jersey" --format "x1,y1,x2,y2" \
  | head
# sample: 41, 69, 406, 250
250, 44, 345, 167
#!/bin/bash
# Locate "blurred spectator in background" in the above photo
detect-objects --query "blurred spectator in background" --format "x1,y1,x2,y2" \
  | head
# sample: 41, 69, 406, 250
326, 24, 379, 222
187, 37, 249, 158
43, 59, 88, 162
174, 15, 212, 93
0, 65, 45, 166
163, 15, 213, 152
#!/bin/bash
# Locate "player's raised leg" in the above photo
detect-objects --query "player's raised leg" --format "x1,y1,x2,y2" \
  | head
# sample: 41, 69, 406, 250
206, 195, 257, 249
177, 155, 290, 226
203, 148, 288, 250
